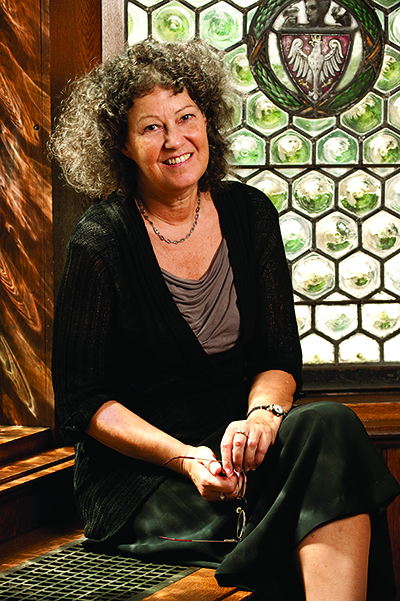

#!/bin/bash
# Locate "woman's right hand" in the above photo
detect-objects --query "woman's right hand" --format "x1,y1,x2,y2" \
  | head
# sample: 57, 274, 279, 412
179, 446, 243, 502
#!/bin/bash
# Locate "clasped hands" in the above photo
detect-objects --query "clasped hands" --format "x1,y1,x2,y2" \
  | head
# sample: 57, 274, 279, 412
181, 412, 281, 502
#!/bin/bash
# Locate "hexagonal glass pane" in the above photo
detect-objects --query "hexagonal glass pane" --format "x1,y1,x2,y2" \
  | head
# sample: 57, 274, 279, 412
339, 252, 380, 299
199, 2, 242, 50
152, 2, 195, 42
362, 303, 400, 338
225, 46, 255, 93
375, 46, 400, 92
301, 334, 334, 365
295, 304, 311, 336
316, 212, 358, 258
339, 171, 381, 216
341, 93, 383, 134
384, 334, 400, 361
228, 129, 265, 166
293, 172, 334, 216
270, 131, 311, 165
386, 173, 400, 215
317, 132, 358, 165
389, 7, 400, 46
363, 211, 400, 257
293, 117, 335, 137
364, 129, 400, 164
339, 334, 380, 363
247, 93, 287, 133
292, 253, 335, 299
384, 254, 400, 295
279, 213, 312, 259
127, 3, 148, 44
316, 304, 357, 340
248, 172, 288, 212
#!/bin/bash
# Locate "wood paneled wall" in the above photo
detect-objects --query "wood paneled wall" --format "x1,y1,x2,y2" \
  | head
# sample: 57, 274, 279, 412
0, 0, 101, 428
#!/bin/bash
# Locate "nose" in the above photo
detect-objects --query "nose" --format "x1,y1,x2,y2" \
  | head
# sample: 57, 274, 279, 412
164, 123, 184, 149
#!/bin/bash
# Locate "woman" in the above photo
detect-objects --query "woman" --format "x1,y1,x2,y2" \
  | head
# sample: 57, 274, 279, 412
51, 39, 399, 600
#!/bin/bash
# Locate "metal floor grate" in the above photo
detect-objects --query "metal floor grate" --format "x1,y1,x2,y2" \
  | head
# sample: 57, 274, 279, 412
0, 539, 196, 601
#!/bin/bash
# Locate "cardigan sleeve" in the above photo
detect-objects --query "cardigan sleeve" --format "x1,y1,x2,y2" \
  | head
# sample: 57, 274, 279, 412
245, 185, 303, 395
52, 221, 121, 445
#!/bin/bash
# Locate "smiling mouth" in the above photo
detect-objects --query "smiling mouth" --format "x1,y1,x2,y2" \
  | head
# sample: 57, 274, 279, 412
164, 153, 192, 165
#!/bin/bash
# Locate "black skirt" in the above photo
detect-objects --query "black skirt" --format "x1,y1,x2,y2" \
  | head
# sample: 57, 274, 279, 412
111, 402, 399, 600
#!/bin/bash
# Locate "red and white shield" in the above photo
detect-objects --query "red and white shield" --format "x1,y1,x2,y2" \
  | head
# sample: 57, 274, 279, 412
280, 34, 351, 103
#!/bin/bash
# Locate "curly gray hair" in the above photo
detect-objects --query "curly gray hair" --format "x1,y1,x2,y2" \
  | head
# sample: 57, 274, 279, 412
50, 38, 235, 199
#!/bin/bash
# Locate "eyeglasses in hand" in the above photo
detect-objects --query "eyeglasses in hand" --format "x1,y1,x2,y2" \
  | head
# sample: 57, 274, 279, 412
160, 456, 247, 543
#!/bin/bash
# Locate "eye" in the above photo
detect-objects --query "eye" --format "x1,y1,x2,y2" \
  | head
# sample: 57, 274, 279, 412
143, 123, 162, 133
180, 113, 195, 123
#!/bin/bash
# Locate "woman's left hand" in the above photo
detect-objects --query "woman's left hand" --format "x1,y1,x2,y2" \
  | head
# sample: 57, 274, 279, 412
220, 412, 282, 476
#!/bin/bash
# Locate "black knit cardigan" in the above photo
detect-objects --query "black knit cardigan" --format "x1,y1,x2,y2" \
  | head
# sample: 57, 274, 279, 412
52, 181, 302, 542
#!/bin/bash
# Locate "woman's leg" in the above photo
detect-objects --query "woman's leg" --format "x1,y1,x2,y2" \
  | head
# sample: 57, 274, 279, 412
295, 513, 371, 601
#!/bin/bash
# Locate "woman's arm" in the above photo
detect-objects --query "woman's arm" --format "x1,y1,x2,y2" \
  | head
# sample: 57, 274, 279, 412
220, 369, 296, 475
87, 399, 193, 465
87, 400, 243, 501
218, 187, 302, 477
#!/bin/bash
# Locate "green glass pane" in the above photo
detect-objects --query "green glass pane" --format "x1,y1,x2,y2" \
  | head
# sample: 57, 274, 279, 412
341, 93, 383, 133
316, 305, 357, 339
226, 46, 255, 92
228, 130, 265, 165
364, 130, 400, 164
280, 214, 312, 258
376, 46, 400, 92
247, 92, 287, 132
248, 172, 288, 212
339, 172, 381, 215
364, 212, 400, 256
152, 2, 194, 42
271, 132, 311, 165
293, 172, 334, 214
294, 117, 335, 137
389, 8, 400, 45
317, 133, 358, 164
200, 3, 242, 49
293, 253, 335, 299
316, 213, 358, 256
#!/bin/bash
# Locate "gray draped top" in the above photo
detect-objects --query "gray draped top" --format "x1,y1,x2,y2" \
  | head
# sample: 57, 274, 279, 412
162, 239, 240, 354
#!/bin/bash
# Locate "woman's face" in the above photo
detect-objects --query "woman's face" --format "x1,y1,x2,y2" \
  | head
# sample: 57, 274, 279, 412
121, 87, 209, 198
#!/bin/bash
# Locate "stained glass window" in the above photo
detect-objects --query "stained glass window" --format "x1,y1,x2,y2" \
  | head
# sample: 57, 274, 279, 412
125, 0, 400, 390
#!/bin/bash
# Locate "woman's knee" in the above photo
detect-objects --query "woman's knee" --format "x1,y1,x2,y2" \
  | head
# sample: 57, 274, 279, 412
282, 400, 366, 443
289, 400, 358, 424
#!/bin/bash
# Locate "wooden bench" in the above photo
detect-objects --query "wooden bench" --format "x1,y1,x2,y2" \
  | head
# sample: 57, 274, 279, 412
142, 568, 253, 600
0, 426, 75, 543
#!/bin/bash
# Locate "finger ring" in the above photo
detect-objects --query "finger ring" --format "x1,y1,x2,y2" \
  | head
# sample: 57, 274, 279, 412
235, 429, 247, 437
220, 492, 226, 501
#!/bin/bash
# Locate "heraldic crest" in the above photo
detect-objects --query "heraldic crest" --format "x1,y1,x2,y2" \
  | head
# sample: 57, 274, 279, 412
248, 0, 384, 118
